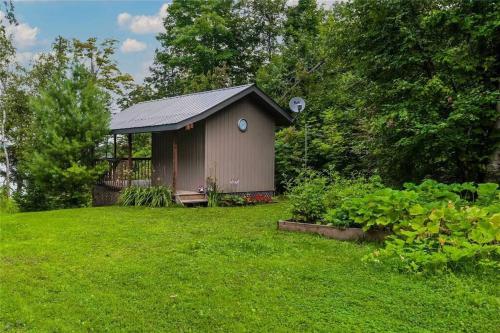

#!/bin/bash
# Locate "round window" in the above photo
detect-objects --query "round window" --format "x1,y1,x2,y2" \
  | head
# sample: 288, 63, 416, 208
238, 118, 248, 132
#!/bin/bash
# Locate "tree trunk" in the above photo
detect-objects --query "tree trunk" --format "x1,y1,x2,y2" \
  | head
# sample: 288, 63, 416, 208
0, 99, 10, 197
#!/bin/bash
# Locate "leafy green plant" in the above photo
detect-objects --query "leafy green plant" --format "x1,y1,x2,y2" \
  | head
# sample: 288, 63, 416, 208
119, 186, 173, 208
287, 173, 382, 224
288, 176, 327, 222
220, 194, 246, 207
366, 203, 500, 272
206, 177, 221, 207
0, 188, 18, 214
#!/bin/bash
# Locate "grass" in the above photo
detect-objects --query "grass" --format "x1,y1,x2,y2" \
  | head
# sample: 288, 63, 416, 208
1, 203, 498, 332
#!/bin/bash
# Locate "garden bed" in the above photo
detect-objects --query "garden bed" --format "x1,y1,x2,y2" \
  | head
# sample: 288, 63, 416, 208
278, 220, 387, 242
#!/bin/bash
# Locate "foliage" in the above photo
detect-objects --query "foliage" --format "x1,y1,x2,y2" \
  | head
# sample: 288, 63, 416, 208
288, 173, 499, 271
288, 175, 327, 222
148, 0, 286, 97
1, 4, 134, 207
327, 180, 499, 271
220, 194, 246, 207
367, 204, 499, 272
36, 36, 134, 99
17, 65, 110, 210
288, 171, 382, 224
119, 186, 173, 208
0, 1, 18, 197
206, 176, 221, 207
0, 187, 18, 214
260, 0, 500, 188
1, 204, 499, 331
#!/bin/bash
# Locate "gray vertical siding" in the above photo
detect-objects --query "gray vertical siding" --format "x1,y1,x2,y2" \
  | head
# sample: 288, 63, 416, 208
152, 131, 173, 186
204, 97, 275, 193
152, 122, 205, 191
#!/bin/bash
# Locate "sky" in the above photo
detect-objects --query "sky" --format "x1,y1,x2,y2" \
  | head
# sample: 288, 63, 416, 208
5, 0, 339, 84
6, 0, 170, 83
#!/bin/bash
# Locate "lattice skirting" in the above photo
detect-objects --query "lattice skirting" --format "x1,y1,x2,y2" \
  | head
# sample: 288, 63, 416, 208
92, 185, 121, 206
230, 191, 274, 199
92, 187, 274, 206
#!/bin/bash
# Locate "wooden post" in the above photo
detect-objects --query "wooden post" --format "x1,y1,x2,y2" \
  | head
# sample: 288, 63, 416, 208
113, 134, 117, 159
127, 133, 132, 187
172, 135, 178, 193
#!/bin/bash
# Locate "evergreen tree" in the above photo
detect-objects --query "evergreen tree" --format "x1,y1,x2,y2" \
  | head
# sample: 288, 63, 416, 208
18, 66, 110, 210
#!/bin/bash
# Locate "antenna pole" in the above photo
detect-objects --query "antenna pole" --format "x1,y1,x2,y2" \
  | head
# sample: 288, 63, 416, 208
301, 105, 307, 169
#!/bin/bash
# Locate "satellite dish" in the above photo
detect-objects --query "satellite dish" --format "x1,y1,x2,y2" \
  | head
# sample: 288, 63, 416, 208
289, 97, 306, 113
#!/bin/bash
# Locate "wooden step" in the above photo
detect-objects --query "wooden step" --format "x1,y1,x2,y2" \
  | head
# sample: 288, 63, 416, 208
176, 193, 206, 201
175, 191, 207, 205
180, 198, 208, 205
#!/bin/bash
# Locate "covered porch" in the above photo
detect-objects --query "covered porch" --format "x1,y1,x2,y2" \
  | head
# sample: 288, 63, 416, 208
95, 130, 207, 205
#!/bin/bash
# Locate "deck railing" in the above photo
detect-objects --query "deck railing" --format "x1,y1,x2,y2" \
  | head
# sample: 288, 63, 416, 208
96, 157, 152, 189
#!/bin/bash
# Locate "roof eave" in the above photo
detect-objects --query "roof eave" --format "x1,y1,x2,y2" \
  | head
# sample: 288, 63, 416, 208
110, 85, 292, 134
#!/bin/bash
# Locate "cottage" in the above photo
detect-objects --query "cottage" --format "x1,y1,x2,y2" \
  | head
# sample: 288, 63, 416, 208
96, 84, 291, 205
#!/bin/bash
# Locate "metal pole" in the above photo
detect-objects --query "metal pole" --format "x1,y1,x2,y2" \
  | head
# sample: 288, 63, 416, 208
301, 105, 307, 168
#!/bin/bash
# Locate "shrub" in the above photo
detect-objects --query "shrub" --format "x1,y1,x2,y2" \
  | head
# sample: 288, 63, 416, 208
287, 174, 499, 272
220, 194, 246, 207
119, 186, 173, 207
288, 176, 327, 222
0, 188, 19, 214
328, 180, 499, 271
366, 204, 499, 272
288, 172, 382, 225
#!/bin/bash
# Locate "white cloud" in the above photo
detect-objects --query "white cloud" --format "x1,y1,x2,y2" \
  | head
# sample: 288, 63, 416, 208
117, 12, 131, 27
9, 23, 39, 48
121, 38, 147, 53
1, 10, 40, 49
117, 3, 168, 34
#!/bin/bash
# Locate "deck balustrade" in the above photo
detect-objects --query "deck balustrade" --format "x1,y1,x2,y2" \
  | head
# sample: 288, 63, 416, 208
96, 157, 151, 189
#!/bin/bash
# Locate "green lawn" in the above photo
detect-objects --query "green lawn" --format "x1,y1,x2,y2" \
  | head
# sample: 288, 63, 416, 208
1, 203, 498, 332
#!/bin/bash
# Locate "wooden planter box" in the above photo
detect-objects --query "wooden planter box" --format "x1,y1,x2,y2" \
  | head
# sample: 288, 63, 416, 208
277, 220, 387, 242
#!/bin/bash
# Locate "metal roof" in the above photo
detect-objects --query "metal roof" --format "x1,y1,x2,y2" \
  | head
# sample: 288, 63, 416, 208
111, 84, 291, 134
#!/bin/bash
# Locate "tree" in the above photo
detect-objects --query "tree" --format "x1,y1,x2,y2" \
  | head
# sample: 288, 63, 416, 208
330, 0, 500, 183
261, 0, 499, 188
148, 0, 286, 97
0, 0, 18, 197
33, 36, 134, 101
18, 65, 110, 210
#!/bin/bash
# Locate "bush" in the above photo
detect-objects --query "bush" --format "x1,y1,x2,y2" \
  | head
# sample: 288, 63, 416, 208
287, 174, 499, 272
330, 181, 499, 271
220, 194, 246, 207
0, 189, 19, 214
119, 186, 173, 207
289, 176, 327, 222
366, 203, 499, 272
288, 172, 382, 224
